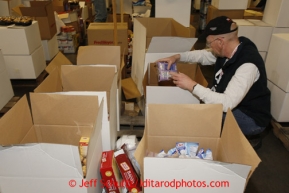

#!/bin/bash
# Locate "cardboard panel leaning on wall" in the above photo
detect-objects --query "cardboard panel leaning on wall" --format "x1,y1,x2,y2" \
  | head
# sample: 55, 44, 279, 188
134, 103, 261, 193
0, 93, 104, 193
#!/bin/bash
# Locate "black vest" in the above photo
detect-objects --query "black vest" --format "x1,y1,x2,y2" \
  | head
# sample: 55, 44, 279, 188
213, 37, 271, 127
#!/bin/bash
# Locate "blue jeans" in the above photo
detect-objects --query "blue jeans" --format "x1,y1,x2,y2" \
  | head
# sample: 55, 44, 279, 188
223, 109, 265, 136
93, 0, 107, 22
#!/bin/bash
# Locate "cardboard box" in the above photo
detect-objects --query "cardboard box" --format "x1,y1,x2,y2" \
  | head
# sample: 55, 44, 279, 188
267, 80, 289, 122
0, 21, 41, 55
0, 50, 14, 110
41, 34, 59, 61
4, 45, 46, 79
52, 0, 68, 13
0, 93, 104, 193
34, 65, 118, 151
131, 18, 196, 95
0, 69, 14, 110
234, 19, 273, 52
20, 1, 57, 40
87, 22, 128, 55
100, 150, 121, 193
58, 11, 78, 23
211, 0, 248, 10
207, 5, 244, 23
155, 0, 191, 27
0, 0, 21, 16
262, 0, 289, 27
265, 33, 289, 92
145, 62, 208, 105
44, 51, 72, 74
272, 27, 289, 34
134, 104, 261, 193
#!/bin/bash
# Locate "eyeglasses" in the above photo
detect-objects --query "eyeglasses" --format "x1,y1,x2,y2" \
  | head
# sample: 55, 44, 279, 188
206, 37, 224, 48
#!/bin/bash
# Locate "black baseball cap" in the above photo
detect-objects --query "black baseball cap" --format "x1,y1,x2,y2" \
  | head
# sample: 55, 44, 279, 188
198, 16, 238, 40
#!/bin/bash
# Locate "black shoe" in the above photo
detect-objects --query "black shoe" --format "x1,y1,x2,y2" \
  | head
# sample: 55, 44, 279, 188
246, 134, 262, 150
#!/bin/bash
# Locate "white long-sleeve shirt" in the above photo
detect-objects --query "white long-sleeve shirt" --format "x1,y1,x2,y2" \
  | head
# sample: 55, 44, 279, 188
179, 49, 260, 112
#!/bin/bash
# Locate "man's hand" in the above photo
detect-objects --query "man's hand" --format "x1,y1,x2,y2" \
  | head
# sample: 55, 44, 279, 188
156, 54, 181, 70
170, 71, 197, 92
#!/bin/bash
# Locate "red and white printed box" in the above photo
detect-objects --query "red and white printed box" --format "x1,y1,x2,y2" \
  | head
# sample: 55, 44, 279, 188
114, 149, 142, 193
100, 150, 121, 193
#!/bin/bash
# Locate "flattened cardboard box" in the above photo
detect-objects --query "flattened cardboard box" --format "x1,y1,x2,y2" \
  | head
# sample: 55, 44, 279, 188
34, 65, 118, 151
0, 93, 104, 193
134, 104, 261, 193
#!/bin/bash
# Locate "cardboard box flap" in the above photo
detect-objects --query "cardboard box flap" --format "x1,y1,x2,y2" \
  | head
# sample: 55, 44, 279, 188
147, 104, 223, 138
147, 37, 197, 53
61, 65, 116, 92
86, 99, 104, 181
45, 52, 73, 74
19, 1, 52, 17
0, 143, 83, 178
0, 96, 35, 145
77, 46, 121, 71
221, 109, 261, 179
34, 67, 63, 93
144, 158, 251, 192
30, 93, 99, 126
11, 4, 25, 16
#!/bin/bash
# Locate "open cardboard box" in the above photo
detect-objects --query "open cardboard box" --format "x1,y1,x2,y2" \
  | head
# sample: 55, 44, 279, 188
0, 93, 104, 193
139, 62, 208, 113
34, 65, 118, 151
131, 17, 196, 95
134, 103, 261, 193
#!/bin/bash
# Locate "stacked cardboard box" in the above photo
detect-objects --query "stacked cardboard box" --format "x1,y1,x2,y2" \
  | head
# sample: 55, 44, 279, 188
19, 1, 59, 61
233, 19, 273, 61
206, 5, 245, 24
0, 50, 14, 110
0, 21, 46, 79
266, 34, 289, 122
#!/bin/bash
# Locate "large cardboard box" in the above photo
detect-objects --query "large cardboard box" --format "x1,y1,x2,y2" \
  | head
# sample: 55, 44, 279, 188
52, 0, 68, 13
44, 51, 73, 74
265, 33, 289, 92
207, 5, 244, 23
41, 34, 59, 61
267, 80, 289, 122
131, 18, 196, 95
234, 19, 273, 52
0, 21, 41, 55
4, 45, 46, 79
211, 0, 248, 10
145, 62, 208, 105
87, 22, 128, 55
155, 0, 191, 27
262, 0, 289, 27
0, 93, 104, 193
273, 27, 289, 34
20, 1, 57, 40
34, 65, 118, 151
134, 104, 261, 193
